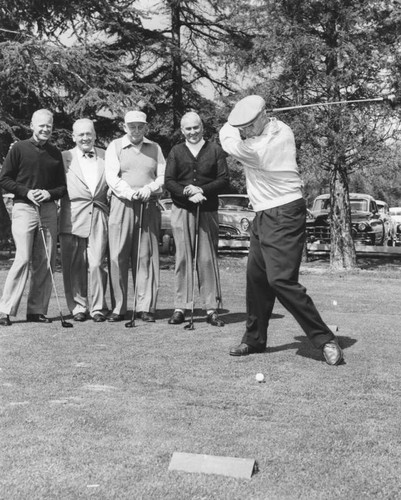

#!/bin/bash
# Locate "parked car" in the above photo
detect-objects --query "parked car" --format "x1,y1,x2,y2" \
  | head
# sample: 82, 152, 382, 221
158, 198, 174, 254
218, 194, 255, 252
376, 200, 397, 245
307, 193, 387, 246
389, 206, 401, 245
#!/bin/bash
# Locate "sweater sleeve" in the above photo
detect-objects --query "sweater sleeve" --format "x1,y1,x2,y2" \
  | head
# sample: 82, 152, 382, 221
0, 146, 29, 198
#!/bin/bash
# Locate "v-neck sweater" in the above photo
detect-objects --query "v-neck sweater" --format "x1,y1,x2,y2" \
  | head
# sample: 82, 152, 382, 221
165, 140, 229, 212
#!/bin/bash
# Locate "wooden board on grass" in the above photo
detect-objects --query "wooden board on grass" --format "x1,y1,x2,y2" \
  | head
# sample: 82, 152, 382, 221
169, 452, 256, 479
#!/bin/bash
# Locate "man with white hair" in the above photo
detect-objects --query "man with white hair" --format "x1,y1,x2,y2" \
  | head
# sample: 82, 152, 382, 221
59, 118, 109, 323
219, 95, 343, 365
165, 111, 229, 327
105, 110, 165, 323
0, 109, 66, 326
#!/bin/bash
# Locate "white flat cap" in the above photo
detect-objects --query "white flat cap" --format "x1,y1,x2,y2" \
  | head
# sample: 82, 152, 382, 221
124, 110, 147, 124
228, 95, 266, 127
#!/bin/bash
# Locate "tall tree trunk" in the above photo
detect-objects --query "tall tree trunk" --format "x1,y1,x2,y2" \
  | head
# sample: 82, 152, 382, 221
170, 0, 184, 130
325, 8, 356, 270
329, 165, 357, 270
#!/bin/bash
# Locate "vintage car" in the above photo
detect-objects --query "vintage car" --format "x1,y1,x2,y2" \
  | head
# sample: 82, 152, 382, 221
218, 194, 255, 252
376, 200, 397, 245
389, 206, 401, 245
306, 193, 387, 246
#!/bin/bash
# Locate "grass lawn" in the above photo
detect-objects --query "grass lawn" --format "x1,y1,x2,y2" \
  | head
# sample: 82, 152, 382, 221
1, 254, 401, 499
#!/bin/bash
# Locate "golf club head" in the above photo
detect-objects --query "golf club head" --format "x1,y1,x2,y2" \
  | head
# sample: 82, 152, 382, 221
62, 320, 73, 328
184, 322, 195, 330
125, 320, 135, 328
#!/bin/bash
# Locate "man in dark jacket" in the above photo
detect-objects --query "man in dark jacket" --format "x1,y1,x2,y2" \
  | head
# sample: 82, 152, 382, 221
0, 109, 66, 326
165, 111, 229, 326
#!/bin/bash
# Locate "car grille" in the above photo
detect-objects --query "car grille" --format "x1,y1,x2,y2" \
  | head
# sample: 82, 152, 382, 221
306, 225, 330, 243
219, 224, 240, 238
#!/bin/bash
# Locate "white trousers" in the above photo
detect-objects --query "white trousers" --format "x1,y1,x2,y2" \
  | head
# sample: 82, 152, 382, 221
0, 202, 57, 317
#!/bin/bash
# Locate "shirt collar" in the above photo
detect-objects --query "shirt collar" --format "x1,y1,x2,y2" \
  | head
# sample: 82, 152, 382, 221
122, 134, 152, 149
29, 136, 47, 148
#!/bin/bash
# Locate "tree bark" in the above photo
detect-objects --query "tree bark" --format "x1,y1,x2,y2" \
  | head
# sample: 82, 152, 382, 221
169, 0, 184, 130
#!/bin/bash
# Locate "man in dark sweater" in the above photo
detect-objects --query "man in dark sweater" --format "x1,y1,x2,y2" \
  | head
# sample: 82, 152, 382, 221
165, 111, 229, 326
0, 109, 66, 326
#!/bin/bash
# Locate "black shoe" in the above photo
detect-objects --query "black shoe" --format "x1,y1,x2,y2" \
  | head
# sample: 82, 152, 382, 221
206, 311, 225, 327
229, 343, 263, 356
0, 315, 11, 326
107, 313, 125, 322
168, 311, 185, 324
73, 312, 87, 322
26, 314, 52, 324
92, 314, 106, 323
141, 312, 155, 323
322, 339, 343, 366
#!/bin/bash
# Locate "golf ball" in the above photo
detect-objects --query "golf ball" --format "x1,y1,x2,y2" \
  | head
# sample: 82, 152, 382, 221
333, 300, 337, 306
255, 373, 264, 382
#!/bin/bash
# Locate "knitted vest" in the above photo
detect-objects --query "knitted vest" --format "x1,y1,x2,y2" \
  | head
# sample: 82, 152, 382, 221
115, 139, 158, 190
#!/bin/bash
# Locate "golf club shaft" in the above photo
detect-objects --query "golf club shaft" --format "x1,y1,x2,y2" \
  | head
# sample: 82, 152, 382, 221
271, 96, 388, 113
35, 206, 67, 323
127, 202, 144, 327
187, 205, 200, 328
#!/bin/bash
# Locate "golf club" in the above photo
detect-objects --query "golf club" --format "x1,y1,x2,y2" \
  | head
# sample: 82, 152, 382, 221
269, 94, 397, 113
184, 205, 200, 331
35, 206, 73, 328
125, 201, 144, 328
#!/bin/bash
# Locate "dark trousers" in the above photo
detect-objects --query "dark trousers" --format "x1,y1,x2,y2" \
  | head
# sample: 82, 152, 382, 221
242, 198, 334, 350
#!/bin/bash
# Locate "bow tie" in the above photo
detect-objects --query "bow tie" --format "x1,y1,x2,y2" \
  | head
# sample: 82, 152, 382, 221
83, 151, 95, 158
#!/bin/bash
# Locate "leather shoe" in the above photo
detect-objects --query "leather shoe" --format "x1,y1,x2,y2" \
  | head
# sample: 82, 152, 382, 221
0, 315, 11, 326
206, 311, 225, 327
168, 311, 185, 324
73, 312, 87, 322
229, 342, 263, 356
26, 314, 52, 324
322, 339, 343, 366
107, 313, 125, 322
92, 314, 106, 323
140, 312, 155, 323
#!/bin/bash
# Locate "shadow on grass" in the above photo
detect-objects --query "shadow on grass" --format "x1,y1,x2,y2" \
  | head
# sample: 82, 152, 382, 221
153, 308, 284, 325
267, 334, 357, 362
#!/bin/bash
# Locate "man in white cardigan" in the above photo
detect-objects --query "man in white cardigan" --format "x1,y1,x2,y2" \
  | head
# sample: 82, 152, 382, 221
219, 95, 343, 366
59, 118, 109, 322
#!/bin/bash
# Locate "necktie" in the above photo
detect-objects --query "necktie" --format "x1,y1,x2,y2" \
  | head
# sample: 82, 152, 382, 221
83, 151, 95, 158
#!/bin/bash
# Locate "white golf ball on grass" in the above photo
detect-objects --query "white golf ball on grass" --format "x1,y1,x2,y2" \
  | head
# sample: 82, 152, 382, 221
255, 373, 265, 383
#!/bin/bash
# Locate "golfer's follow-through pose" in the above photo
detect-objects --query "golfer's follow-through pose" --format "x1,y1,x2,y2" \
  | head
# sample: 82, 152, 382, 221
0, 109, 67, 326
165, 111, 229, 327
219, 95, 343, 366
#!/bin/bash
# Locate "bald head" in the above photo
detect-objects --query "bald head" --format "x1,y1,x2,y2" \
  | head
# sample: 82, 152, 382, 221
181, 112, 204, 145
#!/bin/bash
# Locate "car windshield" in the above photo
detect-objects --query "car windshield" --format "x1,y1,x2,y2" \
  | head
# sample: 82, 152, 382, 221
219, 196, 250, 209
313, 198, 369, 212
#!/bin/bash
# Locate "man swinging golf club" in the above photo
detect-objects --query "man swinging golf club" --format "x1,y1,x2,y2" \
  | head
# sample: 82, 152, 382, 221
165, 111, 229, 328
0, 109, 67, 326
219, 95, 343, 365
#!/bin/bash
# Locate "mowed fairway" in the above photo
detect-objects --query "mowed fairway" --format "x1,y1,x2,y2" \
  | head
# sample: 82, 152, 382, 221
1, 255, 401, 499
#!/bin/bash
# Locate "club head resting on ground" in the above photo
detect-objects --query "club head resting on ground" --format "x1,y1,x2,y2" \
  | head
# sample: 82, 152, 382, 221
61, 320, 73, 328
125, 320, 135, 328
184, 322, 195, 330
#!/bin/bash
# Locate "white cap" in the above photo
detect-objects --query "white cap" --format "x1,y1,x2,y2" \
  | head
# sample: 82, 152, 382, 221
124, 110, 147, 124
228, 95, 266, 127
